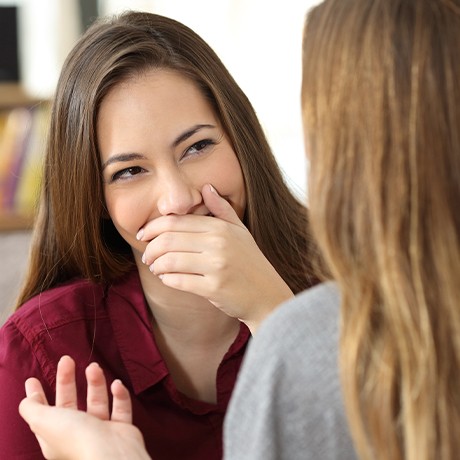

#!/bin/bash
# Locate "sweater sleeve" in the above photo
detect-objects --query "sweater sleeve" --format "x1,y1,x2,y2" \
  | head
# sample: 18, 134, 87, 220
0, 319, 53, 459
223, 283, 357, 460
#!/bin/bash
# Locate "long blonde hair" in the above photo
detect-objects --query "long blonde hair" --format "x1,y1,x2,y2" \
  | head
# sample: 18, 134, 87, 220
302, 0, 460, 458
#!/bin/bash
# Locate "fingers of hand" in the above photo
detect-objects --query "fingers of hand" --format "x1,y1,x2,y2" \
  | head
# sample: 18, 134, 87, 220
142, 231, 206, 266
55, 355, 78, 410
19, 390, 47, 429
142, 227, 238, 275
138, 215, 211, 242
24, 377, 48, 404
158, 272, 221, 300
149, 252, 210, 278
201, 183, 242, 225
85, 362, 110, 421
18, 401, 54, 459
110, 379, 133, 424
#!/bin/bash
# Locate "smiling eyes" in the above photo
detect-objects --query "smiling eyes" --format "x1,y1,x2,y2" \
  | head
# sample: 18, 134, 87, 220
111, 166, 145, 181
109, 138, 216, 182
186, 139, 214, 157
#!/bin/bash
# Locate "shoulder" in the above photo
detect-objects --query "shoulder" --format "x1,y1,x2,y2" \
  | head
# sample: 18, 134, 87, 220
5, 270, 143, 337
4, 278, 107, 338
233, 282, 343, 425
225, 283, 356, 460
270, 281, 340, 323
0, 279, 109, 377
0, 273, 141, 389
247, 282, 342, 403
256, 282, 341, 354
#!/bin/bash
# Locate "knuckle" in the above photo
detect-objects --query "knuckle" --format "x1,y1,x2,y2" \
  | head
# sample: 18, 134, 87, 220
60, 400, 77, 409
169, 276, 185, 290
164, 215, 180, 229
210, 255, 228, 274
162, 253, 177, 272
210, 234, 229, 251
88, 396, 106, 406
158, 231, 175, 250
213, 259, 226, 272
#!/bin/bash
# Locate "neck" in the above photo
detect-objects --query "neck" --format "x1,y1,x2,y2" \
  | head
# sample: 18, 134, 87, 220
136, 262, 241, 403
137, 261, 239, 341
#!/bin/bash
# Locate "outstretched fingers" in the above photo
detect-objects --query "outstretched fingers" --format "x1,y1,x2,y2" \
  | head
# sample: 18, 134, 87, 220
85, 362, 110, 420
24, 377, 49, 404
110, 379, 133, 423
86, 362, 132, 423
29, 354, 131, 425
55, 355, 78, 410
21, 378, 50, 437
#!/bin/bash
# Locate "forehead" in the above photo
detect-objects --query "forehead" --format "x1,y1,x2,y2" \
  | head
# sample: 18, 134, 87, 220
97, 69, 219, 128
102, 68, 208, 110
96, 69, 222, 157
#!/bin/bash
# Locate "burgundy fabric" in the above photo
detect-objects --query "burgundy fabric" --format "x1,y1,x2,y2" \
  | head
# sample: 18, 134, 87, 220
0, 270, 250, 459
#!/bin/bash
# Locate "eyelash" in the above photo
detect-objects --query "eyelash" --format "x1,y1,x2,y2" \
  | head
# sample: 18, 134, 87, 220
109, 139, 216, 182
111, 166, 145, 182
181, 138, 215, 160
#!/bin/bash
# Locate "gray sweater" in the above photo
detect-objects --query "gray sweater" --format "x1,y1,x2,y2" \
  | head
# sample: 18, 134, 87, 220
224, 283, 357, 460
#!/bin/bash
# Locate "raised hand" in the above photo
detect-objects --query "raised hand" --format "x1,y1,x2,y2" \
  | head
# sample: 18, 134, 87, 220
19, 356, 150, 460
139, 184, 294, 332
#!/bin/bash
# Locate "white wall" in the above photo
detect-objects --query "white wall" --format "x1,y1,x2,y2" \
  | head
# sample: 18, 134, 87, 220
18, 0, 81, 99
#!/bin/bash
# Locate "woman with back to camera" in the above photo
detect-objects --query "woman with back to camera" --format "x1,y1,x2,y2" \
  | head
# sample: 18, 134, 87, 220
0, 10, 319, 460
227, 0, 460, 458
19, 0, 460, 459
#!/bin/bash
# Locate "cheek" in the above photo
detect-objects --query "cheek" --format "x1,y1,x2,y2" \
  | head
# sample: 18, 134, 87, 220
206, 153, 246, 217
104, 189, 144, 237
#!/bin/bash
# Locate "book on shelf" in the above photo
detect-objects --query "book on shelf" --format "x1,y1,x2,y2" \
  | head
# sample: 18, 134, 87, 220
0, 102, 49, 223
1, 107, 33, 210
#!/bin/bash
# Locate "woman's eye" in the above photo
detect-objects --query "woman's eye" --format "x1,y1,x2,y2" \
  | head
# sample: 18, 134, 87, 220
183, 139, 215, 159
111, 166, 145, 181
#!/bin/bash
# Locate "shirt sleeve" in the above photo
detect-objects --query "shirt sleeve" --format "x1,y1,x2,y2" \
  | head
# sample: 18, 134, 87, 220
0, 319, 53, 459
223, 283, 357, 460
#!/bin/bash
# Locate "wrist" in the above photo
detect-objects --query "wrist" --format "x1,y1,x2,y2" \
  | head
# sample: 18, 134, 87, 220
243, 288, 294, 334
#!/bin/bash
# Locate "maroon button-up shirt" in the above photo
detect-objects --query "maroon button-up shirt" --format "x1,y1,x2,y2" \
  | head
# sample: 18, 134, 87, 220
0, 270, 250, 459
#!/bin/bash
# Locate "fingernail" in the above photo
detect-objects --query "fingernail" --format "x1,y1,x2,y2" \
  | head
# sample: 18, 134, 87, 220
142, 253, 146, 264
136, 229, 144, 240
209, 184, 217, 194
149, 263, 155, 273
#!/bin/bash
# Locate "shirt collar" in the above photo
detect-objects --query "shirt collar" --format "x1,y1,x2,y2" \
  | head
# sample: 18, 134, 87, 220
106, 270, 251, 395
107, 270, 168, 394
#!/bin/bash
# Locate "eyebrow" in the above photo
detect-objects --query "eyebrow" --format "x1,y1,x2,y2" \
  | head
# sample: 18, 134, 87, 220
101, 124, 216, 170
101, 153, 147, 170
172, 124, 216, 147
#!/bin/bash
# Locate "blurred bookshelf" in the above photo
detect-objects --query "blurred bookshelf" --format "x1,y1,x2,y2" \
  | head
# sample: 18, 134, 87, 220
0, 84, 35, 108
0, 83, 48, 231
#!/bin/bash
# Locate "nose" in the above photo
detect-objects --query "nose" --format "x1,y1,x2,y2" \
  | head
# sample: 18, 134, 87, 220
156, 169, 202, 216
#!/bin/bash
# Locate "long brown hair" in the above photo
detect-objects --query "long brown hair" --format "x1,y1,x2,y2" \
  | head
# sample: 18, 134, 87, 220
302, 0, 460, 458
16, 11, 318, 308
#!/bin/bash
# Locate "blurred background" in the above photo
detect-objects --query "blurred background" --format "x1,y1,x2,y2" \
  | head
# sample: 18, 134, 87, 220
0, 0, 320, 321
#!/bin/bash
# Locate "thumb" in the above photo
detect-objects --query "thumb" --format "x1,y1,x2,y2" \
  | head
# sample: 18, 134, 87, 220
19, 393, 47, 427
202, 184, 243, 226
